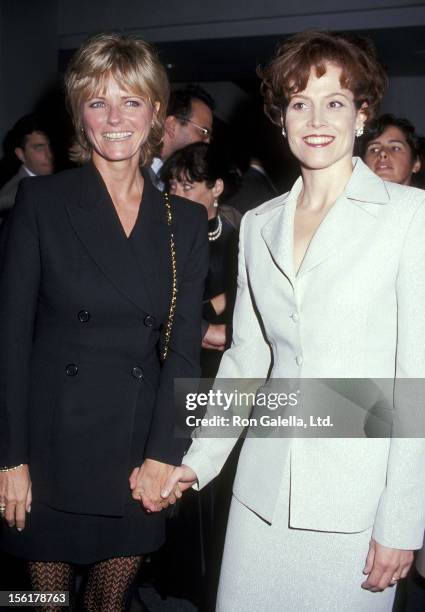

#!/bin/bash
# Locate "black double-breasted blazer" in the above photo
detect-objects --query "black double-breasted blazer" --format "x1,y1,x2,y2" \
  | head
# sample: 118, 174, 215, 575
0, 163, 208, 516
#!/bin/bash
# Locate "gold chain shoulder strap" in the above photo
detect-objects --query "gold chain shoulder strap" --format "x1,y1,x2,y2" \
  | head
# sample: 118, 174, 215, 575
161, 191, 177, 361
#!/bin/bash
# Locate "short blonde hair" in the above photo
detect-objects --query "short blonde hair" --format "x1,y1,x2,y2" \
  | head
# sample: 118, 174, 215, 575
65, 33, 169, 165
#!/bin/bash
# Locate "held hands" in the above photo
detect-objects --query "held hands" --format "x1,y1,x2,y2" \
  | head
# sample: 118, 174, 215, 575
129, 461, 197, 513
202, 323, 226, 351
129, 459, 183, 512
362, 538, 413, 591
0, 464, 32, 530
161, 464, 198, 501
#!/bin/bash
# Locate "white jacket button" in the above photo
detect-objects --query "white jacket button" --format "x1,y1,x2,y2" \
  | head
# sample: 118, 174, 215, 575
296, 355, 303, 366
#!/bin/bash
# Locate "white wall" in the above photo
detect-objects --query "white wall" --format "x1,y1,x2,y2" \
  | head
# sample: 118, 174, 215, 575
58, 0, 425, 47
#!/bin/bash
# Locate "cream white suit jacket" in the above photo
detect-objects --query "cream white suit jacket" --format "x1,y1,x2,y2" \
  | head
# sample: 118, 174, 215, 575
184, 158, 425, 549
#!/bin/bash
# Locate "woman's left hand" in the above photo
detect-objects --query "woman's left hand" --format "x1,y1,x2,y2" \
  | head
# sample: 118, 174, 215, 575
129, 459, 181, 512
361, 538, 413, 591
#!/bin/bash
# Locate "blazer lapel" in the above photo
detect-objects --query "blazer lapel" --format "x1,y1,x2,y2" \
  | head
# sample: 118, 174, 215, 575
66, 163, 155, 314
260, 158, 391, 282
297, 158, 390, 278
296, 194, 365, 277
128, 171, 172, 319
260, 176, 302, 287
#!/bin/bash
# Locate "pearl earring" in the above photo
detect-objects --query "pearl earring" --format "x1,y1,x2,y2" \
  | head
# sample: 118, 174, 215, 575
280, 111, 286, 138
213, 199, 218, 208
355, 125, 364, 138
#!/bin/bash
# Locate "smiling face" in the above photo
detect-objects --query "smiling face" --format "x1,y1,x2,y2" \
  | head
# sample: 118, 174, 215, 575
82, 74, 157, 165
364, 125, 421, 185
285, 62, 366, 173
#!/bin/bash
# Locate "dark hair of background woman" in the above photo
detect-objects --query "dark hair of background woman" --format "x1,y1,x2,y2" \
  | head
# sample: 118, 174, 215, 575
160, 141, 239, 201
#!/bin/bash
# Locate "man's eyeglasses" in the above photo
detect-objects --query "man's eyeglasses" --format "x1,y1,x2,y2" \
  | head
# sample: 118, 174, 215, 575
176, 116, 212, 140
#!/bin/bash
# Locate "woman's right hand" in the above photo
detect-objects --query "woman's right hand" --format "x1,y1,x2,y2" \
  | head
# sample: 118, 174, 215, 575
160, 464, 198, 502
0, 464, 32, 530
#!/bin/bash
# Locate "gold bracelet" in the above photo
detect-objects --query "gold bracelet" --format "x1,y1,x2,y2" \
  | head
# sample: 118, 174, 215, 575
0, 463, 24, 472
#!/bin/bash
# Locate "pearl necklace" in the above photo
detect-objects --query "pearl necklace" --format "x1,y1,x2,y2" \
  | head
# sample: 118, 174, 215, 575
208, 215, 222, 242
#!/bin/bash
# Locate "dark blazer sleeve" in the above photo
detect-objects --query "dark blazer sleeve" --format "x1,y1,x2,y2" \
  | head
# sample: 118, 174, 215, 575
144, 204, 209, 465
0, 179, 40, 466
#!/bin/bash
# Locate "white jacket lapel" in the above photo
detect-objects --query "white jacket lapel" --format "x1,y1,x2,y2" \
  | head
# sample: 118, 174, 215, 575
298, 160, 390, 277
259, 176, 302, 287
261, 158, 391, 281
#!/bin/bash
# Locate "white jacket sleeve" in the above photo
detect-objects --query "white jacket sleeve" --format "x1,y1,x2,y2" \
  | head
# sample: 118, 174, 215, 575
184, 212, 271, 488
373, 200, 425, 549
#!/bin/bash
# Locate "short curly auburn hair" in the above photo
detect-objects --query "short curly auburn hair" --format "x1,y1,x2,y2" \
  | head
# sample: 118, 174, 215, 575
65, 33, 169, 166
259, 30, 388, 127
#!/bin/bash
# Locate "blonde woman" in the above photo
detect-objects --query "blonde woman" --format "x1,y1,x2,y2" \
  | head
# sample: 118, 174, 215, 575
0, 34, 208, 610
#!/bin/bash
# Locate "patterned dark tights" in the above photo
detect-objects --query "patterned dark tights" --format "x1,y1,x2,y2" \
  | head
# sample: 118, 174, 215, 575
28, 561, 74, 611
29, 556, 142, 611
83, 556, 142, 611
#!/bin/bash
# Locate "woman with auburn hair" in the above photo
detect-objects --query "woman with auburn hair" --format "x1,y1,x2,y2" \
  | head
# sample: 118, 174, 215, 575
163, 30, 425, 610
0, 33, 208, 610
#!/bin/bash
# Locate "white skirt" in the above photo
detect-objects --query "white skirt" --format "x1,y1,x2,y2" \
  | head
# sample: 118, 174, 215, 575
216, 461, 396, 612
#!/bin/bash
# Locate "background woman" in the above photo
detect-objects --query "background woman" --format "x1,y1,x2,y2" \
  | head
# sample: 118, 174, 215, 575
163, 30, 425, 611
0, 34, 208, 610
161, 141, 240, 376
361, 113, 424, 187
160, 142, 240, 606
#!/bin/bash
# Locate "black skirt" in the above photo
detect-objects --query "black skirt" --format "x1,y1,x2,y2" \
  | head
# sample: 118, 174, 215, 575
1, 496, 165, 564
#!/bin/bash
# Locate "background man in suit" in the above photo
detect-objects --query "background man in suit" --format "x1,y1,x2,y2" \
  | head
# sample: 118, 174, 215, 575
226, 156, 277, 214
0, 115, 53, 223
149, 84, 214, 188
